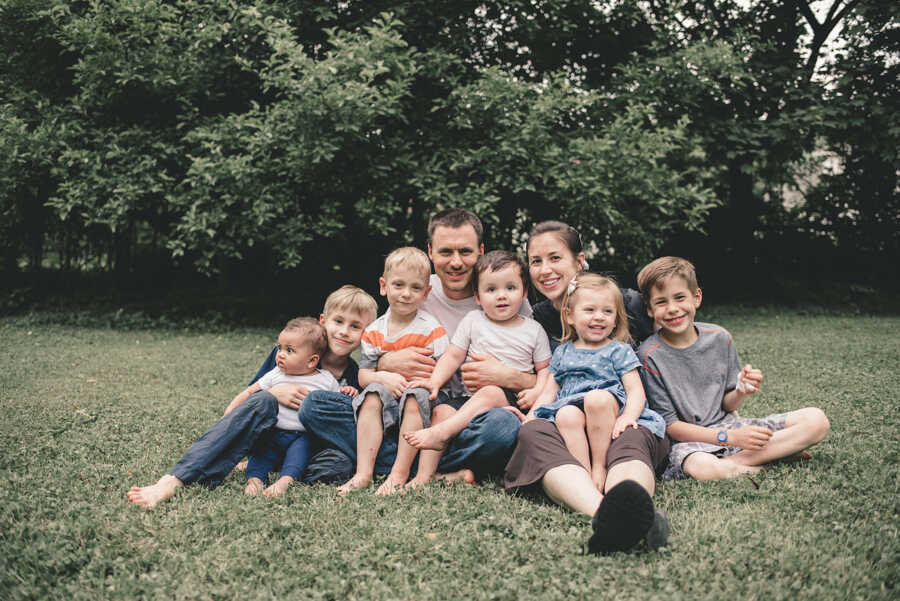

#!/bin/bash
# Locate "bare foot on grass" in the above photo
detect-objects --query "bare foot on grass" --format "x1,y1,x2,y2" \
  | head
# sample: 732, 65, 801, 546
403, 425, 451, 452
127, 474, 182, 508
337, 474, 372, 497
375, 473, 408, 496
245, 477, 265, 496
435, 469, 476, 486
234, 460, 248, 472
404, 474, 433, 490
263, 476, 294, 498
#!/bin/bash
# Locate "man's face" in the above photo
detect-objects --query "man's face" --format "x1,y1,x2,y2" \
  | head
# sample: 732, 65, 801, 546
428, 225, 483, 300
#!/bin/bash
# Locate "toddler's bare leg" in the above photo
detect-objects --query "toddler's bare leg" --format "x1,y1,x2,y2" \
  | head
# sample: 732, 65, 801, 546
404, 386, 508, 451
584, 390, 617, 491
556, 405, 590, 471
729, 407, 830, 467
127, 474, 183, 508
377, 394, 422, 495
245, 477, 265, 496
338, 392, 382, 496
263, 475, 294, 498
409, 405, 451, 488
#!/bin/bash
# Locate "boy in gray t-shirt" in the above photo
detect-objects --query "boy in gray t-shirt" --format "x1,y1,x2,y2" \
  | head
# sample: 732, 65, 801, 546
636, 256, 830, 481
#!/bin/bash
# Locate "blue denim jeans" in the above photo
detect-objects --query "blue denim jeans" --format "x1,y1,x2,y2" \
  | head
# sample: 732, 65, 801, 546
170, 390, 278, 487
246, 429, 311, 483
298, 390, 522, 481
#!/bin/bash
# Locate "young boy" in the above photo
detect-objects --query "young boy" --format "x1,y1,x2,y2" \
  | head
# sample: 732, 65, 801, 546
636, 257, 830, 481
126, 286, 377, 508
405, 250, 552, 453
338, 247, 450, 496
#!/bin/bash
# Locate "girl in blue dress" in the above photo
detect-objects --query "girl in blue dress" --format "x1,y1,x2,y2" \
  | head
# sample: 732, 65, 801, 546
531, 273, 665, 492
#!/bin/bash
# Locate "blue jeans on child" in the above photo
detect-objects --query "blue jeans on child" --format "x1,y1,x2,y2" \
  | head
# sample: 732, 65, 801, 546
169, 391, 278, 487
246, 429, 311, 483
298, 390, 522, 480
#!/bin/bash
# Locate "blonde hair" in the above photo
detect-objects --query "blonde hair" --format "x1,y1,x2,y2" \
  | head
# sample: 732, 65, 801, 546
383, 246, 431, 282
636, 256, 699, 305
322, 285, 378, 325
559, 273, 631, 344
283, 317, 329, 357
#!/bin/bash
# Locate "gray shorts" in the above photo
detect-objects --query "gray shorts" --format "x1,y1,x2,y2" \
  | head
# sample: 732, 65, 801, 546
351, 382, 435, 429
664, 412, 789, 480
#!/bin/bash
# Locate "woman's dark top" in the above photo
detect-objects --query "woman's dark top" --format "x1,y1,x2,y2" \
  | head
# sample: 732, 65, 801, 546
531, 288, 655, 351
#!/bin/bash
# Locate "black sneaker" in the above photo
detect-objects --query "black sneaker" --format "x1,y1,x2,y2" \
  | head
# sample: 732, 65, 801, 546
587, 480, 655, 554
644, 510, 669, 551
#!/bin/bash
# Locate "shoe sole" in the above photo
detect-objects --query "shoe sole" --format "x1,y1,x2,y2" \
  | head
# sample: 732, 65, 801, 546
588, 480, 655, 554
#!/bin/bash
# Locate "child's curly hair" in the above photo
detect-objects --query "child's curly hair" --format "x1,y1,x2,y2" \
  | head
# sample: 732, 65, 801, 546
559, 273, 631, 345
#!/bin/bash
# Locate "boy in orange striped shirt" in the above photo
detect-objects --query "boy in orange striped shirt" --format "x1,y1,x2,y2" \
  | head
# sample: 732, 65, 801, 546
338, 247, 450, 496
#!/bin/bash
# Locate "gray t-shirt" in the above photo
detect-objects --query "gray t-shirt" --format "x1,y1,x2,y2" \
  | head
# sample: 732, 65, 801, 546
637, 322, 741, 427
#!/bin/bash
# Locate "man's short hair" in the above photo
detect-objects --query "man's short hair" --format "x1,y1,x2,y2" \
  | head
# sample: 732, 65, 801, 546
283, 317, 329, 357
427, 208, 484, 245
472, 250, 527, 293
383, 247, 431, 282
636, 256, 699, 303
322, 285, 378, 325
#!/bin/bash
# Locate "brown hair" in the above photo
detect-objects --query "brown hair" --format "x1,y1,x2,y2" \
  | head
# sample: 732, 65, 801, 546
636, 256, 699, 305
283, 317, 329, 357
559, 273, 631, 344
473, 250, 528, 294
526, 220, 583, 258
428, 208, 484, 245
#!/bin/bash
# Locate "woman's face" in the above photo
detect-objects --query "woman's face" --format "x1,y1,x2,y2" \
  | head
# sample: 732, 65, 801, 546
527, 232, 584, 305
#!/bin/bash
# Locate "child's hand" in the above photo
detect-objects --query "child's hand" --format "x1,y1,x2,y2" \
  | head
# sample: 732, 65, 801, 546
516, 387, 540, 411
380, 372, 410, 398
728, 425, 773, 450
502, 406, 527, 423
735, 364, 763, 394
407, 378, 438, 400
340, 386, 358, 397
612, 416, 638, 439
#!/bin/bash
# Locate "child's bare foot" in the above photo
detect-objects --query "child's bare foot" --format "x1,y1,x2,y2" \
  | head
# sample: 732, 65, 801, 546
337, 474, 372, 496
403, 425, 451, 451
126, 474, 182, 508
234, 460, 248, 472
405, 474, 434, 489
435, 468, 476, 486
263, 476, 294, 498
245, 477, 265, 496
375, 473, 408, 496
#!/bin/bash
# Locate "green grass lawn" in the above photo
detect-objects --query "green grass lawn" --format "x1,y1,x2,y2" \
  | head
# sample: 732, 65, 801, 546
1, 309, 898, 600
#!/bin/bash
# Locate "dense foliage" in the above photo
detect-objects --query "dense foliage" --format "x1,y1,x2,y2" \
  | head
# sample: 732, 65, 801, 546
1, 1, 896, 304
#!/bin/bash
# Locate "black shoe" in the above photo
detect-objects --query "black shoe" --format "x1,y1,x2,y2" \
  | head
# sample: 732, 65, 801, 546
587, 480, 655, 554
644, 510, 669, 551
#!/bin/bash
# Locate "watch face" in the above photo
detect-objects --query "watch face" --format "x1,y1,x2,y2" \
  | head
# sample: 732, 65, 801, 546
717, 430, 728, 444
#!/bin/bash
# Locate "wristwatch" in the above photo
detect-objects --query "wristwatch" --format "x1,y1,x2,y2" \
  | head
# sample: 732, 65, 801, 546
716, 429, 729, 446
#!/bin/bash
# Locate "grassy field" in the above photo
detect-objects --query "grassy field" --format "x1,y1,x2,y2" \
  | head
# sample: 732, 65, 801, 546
1, 308, 898, 600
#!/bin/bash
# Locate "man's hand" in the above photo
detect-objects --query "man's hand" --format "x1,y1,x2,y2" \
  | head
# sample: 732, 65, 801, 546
378, 347, 436, 380
460, 353, 518, 391
268, 384, 310, 410
728, 425, 773, 450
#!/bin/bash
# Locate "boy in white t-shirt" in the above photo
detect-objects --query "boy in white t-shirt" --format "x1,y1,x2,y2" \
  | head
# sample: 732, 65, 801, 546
338, 247, 450, 496
406, 250, 551, 452
234, 318, 354, 497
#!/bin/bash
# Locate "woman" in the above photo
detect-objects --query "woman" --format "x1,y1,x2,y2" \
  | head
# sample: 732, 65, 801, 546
504, 220, 670, 554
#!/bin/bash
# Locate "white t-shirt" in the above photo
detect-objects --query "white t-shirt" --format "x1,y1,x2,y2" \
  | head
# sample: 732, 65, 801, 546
257, 367, 340, 431
422, 273, 533, 397
451, 310, 552, 376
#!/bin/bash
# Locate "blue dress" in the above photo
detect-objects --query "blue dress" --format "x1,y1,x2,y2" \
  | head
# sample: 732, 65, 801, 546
533, 340, 666, 438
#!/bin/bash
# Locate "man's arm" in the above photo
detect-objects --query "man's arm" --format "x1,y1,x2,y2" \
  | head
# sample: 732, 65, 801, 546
460, 353, 537, 392
376, 347, 436, 380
